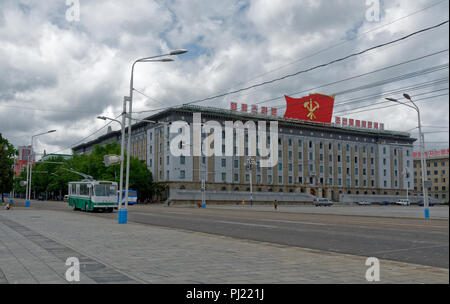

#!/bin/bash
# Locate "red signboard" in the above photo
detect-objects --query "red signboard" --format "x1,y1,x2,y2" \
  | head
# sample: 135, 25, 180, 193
241, 104, 247, 112
230, 102, 237, 111
284, 94, 335, 123
414, 149, 449, 159
261, 107, 268, 115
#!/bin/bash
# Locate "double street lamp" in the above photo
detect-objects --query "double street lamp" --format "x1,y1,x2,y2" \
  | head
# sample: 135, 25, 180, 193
25, 130, 56, 207
120, 49, 188, 224
386, 93, 430, 218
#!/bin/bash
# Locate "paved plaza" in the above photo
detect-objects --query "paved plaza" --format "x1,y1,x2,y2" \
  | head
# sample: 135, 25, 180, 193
0, 207, 448, 284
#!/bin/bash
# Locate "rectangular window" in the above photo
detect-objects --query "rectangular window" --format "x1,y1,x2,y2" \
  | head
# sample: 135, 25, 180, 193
222, 159, 226, 167
222, 173, 226, 182
234, 174, 239, 182
180, 170, 185, 179
180, 156, 185, 165
299, 164, 303, 172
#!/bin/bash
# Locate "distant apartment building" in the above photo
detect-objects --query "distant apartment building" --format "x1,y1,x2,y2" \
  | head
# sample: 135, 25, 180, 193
413, 149, 449, 203
14, 145, 33, 176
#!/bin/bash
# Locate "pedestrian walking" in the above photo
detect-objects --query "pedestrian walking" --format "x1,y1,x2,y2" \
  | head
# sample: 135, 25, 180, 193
274, 199, 278, 210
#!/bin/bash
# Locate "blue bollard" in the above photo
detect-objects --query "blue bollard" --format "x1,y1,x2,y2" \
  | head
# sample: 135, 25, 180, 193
118, 209, 128, 224
10, 199, 13, 206
424, 208, 430, 219
202, 202, 206, 208
25, 200, 30, 207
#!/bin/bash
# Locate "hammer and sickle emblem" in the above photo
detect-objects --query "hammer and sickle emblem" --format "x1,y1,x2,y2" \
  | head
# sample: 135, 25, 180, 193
304, 99, 320, 120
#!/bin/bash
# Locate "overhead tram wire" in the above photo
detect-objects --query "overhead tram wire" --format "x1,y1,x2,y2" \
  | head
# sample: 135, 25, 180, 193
132, 21, 449, 115
333, 88, 449, 114
252, 49, 449, 106
276, 77, 449, 111
272, 64, 449, 110
214, 0, 449, 93
177, 20, 449, 108
334, 92, 449, 116
48, 113, 122, 155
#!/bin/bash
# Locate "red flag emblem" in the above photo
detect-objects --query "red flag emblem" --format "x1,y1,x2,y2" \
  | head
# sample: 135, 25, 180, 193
284, 93, 335, 123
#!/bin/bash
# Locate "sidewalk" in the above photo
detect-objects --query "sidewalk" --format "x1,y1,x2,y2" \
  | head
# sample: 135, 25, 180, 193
0, 208, 448, 284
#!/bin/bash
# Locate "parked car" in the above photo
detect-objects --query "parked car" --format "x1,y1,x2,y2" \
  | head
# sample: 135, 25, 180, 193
418, 201, 434, 207
395, 199, 410, 206
357, 201, 371, 206
380, 201, 392, 205
64, 195, 69, 202
313, 198, 333, 206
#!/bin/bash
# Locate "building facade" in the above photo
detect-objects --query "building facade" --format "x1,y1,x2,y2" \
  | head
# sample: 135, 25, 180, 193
74, 105, 416, 202
14, 145, 33, 176
413, 154, 449, 203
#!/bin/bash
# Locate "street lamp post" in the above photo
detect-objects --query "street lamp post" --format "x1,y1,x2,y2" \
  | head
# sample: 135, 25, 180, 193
404, 167, 409, 203
386, 94, 430, 218
122, 49, 187, 224
98, 112, 126, 223
247, 157, 256, 207
25, 130, 56, 207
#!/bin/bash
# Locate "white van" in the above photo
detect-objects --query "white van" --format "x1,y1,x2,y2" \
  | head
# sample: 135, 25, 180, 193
395, 199, 410, 206
313, 198, 333, 206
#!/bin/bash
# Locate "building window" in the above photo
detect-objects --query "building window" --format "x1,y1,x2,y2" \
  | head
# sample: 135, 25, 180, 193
180, 170, 185, 179
222, 173, 226, 182
222, 159, 226, 167
299, 164, 303, 172
289, 176, 293, 184
278, 163, 282, 171
289, 164, 293, 172
234, 174, 239, 182
180, 156, 185, 165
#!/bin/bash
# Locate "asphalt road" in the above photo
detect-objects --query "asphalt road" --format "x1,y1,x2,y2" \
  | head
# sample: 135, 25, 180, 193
9, 199, 449, 268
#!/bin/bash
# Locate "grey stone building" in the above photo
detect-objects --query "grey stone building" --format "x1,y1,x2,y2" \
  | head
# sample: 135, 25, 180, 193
73, 105, 416, 203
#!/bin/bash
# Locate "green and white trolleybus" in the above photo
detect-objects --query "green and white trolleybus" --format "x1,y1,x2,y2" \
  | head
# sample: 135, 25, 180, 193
68, 180, 118, 212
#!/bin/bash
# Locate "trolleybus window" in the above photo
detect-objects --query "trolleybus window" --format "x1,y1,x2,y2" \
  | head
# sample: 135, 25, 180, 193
94, 184, 117, 196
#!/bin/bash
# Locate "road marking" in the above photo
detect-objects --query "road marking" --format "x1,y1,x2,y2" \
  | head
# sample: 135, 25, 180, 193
215, 220, 277, 228
260, 219, 327, 226
369, 244, 449, 255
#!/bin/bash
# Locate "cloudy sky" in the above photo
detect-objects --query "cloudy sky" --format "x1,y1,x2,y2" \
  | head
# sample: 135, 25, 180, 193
0, 0, 448, 157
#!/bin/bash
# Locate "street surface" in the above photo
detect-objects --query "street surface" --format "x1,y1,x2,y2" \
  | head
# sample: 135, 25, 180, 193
10, 199, 449, 269
0, 207, 448, 284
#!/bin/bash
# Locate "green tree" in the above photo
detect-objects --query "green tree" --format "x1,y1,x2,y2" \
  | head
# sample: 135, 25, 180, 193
0, 134, 17, 202
69, 142, 153, 201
